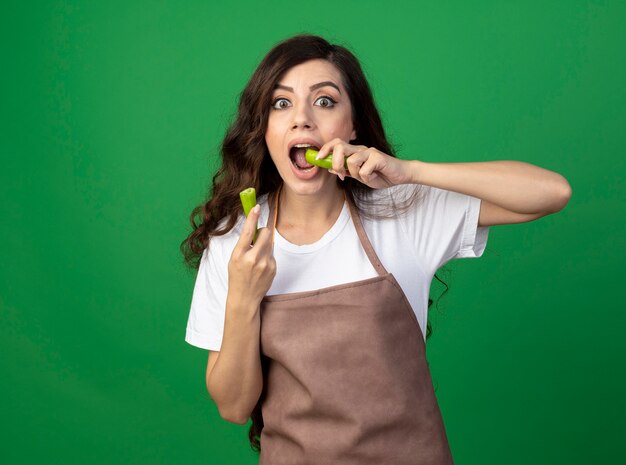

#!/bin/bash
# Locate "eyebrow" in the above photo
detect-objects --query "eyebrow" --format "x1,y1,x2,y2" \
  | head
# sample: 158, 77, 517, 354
274, 81, 341, 95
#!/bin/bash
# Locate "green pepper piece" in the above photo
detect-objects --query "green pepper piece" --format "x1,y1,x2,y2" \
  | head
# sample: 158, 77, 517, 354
305, 148, 349, 170
239, 187, 258, 243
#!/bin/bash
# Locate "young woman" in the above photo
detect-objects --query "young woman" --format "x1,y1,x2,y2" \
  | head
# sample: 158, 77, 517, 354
181, 34, 571, 464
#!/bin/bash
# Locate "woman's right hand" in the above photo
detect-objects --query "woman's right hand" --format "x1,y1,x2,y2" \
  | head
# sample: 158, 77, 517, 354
227, 204, 276, 309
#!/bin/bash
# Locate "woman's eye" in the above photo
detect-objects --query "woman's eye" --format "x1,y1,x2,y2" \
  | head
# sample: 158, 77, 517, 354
271, 98, 290, 110
315, 96, 336, 108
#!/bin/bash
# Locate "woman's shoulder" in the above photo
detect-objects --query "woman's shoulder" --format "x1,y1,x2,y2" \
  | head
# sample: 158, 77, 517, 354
365, 183, 426, 201
357, 183, 427, 219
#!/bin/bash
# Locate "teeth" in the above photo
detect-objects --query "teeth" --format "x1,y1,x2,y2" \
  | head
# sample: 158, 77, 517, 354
293, 143, 317, 148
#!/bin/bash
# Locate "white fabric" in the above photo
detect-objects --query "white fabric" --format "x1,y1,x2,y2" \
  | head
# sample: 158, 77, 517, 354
185, 183, 490, 351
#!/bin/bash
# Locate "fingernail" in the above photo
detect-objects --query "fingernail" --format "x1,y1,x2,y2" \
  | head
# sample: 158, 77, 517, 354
315, 152, 323, 160
252, 205, 260, 214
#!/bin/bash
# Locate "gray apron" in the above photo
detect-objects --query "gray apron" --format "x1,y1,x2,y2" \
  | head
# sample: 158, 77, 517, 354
258, 188, 454, 464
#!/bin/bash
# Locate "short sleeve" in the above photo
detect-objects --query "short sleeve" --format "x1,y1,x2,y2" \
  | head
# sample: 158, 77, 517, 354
392, 183, 490, 272
185, 241, 229, 351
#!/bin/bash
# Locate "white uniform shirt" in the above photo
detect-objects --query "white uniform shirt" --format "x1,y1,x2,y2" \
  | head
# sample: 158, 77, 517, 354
185, 183, 490, 351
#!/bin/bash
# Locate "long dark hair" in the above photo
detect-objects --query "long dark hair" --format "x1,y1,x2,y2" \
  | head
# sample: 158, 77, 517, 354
179, 33, 450, 454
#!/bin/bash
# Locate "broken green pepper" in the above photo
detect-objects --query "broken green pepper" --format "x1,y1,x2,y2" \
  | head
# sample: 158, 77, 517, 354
305, 148, 349, 170
239, 187, 258, 243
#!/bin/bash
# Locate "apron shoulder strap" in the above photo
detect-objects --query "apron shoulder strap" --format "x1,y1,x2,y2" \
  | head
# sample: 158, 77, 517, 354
345, 190, 389, 276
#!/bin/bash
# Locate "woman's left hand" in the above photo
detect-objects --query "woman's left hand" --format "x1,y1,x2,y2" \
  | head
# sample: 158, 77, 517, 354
316, 138, 414, 189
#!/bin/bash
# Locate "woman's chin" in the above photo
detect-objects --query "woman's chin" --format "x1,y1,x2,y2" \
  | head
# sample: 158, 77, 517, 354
281, 164, 336, 194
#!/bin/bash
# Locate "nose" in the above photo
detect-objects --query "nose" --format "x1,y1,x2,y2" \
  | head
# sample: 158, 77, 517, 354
291, 102, 314, 130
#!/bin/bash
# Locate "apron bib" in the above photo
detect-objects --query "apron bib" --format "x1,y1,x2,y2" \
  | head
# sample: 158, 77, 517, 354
258, 187, 454, 465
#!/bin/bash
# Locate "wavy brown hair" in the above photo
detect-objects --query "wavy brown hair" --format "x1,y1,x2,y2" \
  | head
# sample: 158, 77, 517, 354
179, 33, 450, 454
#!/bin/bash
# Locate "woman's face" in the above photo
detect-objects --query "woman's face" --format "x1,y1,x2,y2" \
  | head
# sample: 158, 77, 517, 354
265, 59, 356, 196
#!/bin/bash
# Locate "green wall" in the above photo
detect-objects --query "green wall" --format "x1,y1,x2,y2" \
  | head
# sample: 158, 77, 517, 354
2, 1, 624, 463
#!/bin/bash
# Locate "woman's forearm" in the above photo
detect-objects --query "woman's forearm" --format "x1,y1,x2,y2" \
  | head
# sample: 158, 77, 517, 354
207, 299, 263, 425
406, 159, 571, 214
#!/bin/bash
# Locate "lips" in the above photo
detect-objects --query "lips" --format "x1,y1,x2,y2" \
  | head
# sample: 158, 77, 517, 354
287, 138, 322, 152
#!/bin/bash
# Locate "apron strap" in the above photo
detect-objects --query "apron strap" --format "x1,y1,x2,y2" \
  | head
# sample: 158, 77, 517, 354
344, 190, 389, 276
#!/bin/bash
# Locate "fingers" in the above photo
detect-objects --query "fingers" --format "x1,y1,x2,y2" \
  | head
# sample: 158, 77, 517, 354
345, 151, 368, 180
315, 138, 339, 161
252, 226, 274, 253
332, 144, 347, 179
356, 153, 379, 182
234, 205, 276, 258
318, 139, 384, 186
228, 211, 276, 305
345, 150, 391, 188
317, 138, 369, 181
235, 204, 260, 250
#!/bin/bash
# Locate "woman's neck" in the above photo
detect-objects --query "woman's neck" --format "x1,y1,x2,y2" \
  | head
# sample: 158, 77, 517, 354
276, 184, 345, 244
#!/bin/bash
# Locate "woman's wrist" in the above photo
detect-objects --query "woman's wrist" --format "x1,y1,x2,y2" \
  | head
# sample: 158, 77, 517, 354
225, 292, 262, 319
403, 159, 428, 185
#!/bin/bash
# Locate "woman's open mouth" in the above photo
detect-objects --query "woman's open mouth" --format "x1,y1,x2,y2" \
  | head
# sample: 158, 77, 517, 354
289, 144, 320, 180
289, 144, 319, 172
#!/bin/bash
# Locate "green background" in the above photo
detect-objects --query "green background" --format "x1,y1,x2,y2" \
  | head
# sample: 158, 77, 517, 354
2, 1, 624, 463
